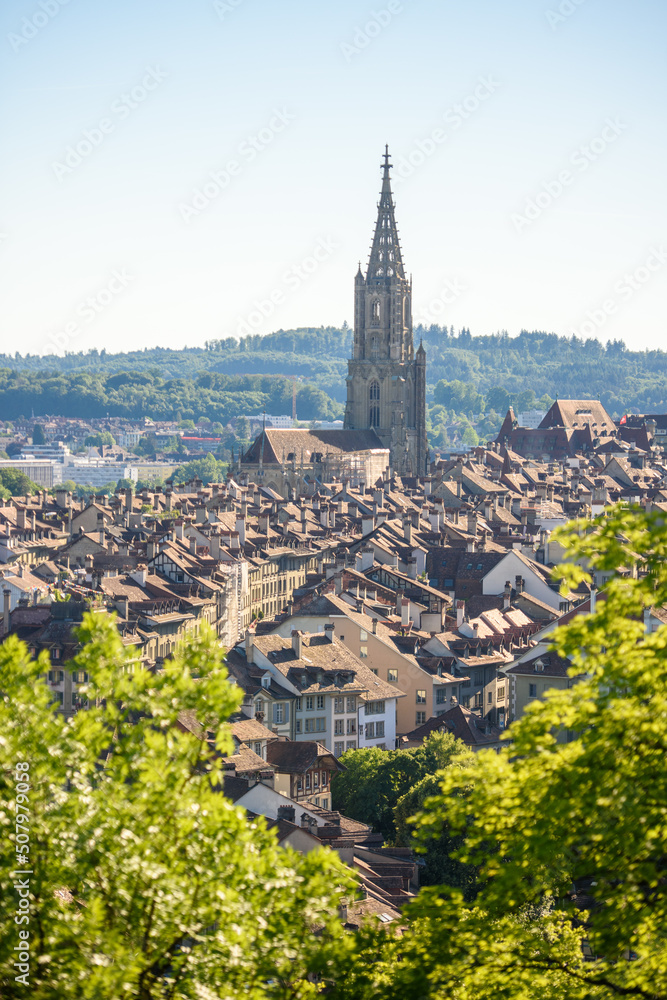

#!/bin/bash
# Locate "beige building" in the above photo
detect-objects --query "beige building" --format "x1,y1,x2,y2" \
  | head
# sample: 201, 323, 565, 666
505, 644, 579, 741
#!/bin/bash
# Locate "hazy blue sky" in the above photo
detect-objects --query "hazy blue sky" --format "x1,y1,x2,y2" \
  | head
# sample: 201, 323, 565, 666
2, 0, 666, 356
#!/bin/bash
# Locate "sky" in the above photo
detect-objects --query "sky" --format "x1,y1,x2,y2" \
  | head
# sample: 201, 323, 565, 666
1, 0, 666, 357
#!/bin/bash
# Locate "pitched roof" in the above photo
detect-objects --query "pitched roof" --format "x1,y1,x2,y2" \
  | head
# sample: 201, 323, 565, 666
243, 428, 388, 465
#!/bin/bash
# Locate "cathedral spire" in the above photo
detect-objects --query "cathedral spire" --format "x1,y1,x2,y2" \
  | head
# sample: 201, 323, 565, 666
367, 145, 404, 281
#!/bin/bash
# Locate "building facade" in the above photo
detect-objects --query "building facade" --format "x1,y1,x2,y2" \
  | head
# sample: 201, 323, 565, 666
344, 147, 427, 478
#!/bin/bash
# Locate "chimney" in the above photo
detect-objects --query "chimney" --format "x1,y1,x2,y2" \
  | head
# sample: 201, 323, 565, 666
590, 586, 597, 615
291, 630, 303, 659
235, 515, 246, 547
407, 557, 417, 580
3, 589, 10, 635
189, 536, 197, 555
116, 595, 129, 620
362, 515, 375, 537
472, 621, 479, 639
245, 631, 255, 665
395, 588, 404, 615
324, 623, 335, 643
467, 511, 477, 536
403, 519, 413, 544
456, 600, 465, 629
371, 618, 377, 634
210, 533, 221, 560
515, 574, 523, 594
147, 538, 157, 561
401, 598, 410, 628
503, 580, 511, 610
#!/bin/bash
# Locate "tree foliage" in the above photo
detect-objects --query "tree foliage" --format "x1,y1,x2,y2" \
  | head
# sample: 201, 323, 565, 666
0, 617, 355, 998
332, 506, 667, 999
331, 732, 472, 842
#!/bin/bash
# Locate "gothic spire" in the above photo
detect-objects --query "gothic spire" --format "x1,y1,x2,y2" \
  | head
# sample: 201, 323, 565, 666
366, 145, 405, 282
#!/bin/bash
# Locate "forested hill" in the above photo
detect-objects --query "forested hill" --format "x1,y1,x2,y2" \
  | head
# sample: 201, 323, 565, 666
0, 325, 665, 420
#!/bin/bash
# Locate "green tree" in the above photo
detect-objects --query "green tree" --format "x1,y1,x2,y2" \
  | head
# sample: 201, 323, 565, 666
31, 424, 46, 445
331, 733, 471, 842
0, 468, 38, 496
179, 419, 196, 430
236, 416, 252, 441
394, 773, 477, 897
0, 616, 355, 998
84, 432, 115, 448
346, 506, 667, 999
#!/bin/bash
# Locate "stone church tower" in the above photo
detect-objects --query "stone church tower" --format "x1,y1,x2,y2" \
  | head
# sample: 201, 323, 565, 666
344, 147, 427, 477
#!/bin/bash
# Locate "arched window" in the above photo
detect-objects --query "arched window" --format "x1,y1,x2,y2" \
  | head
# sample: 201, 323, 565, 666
369, 380, 380, 428
371, 300, 380, 321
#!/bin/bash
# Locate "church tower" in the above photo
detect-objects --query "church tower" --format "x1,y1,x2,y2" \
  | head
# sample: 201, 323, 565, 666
344, 147, 427, 477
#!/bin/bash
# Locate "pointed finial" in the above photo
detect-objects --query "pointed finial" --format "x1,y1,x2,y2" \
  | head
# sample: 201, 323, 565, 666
382, 144, 392, 178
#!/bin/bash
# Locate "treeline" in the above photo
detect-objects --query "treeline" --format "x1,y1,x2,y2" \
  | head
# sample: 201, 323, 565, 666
2, 325, 666, 417
0, 370, 342, 422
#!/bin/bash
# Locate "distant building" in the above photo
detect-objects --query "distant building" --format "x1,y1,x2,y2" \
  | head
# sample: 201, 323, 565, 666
515, 409, 546, 429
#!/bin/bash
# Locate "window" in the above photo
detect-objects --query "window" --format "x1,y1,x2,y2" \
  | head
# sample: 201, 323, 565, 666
73, 670, 88, 684
369, 381, 380, 427
305, 696, 314, 711
54, 691, 64, 705
416, 690, 426, 704
416, 711, 426, 725
371, 299, 380, 321
366, 700, 385, 715
316, 695, 324, 710
254, 699, 264, 716
529, 683, 537, 698
474, 671, 483, 685
359, 645, 368, 658
254, 742, 262, 755
488, 691, 493, 704
346, 719, 356, 735
346, 696, 356, 712
334, 696, 344, 714
48, 670, 64, 684
316, 717, 326, 732
322, 771, 328, 786
366, 722, 375, 739
360, 630, 368, 641
295, 697, 302, 710
305, 774, 311, 789
376, 721, 385, 738
387, 669, 398, 683
475, 693, 483, 708
305, 718, 315, 733
52, 648, 61, 660
436, 688, 446, 704
334, 719, 344, 736
346, 740, 357, 750
295, 720, 302, 734
497, 686, 505, 700
334, 741, 344, 757
313, 771, 319, 787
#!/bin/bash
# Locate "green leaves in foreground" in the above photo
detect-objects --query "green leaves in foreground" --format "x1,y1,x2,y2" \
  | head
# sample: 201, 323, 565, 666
0, 618, 354, 999
332, 506, 667, 1000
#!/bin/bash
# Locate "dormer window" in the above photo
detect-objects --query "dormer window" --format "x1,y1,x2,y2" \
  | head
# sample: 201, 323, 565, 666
261, 675, 271, 688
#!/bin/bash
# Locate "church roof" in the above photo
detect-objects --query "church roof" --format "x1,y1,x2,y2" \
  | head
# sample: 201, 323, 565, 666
242, 428, 387, 466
